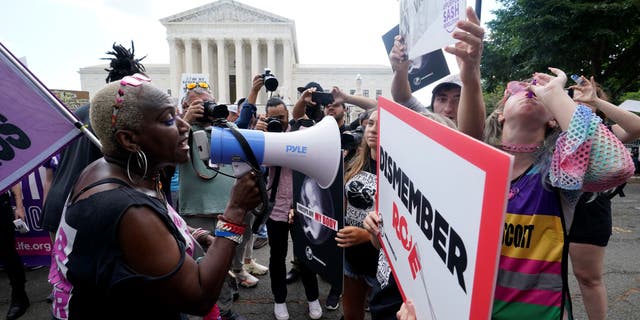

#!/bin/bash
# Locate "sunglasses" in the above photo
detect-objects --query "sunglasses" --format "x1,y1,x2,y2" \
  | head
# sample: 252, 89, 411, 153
506, 80, 536, 98
112, 73, 152, 129
185, 82, 209, 90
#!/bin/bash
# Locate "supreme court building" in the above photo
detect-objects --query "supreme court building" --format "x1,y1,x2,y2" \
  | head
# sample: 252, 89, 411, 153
79, 0, 393, 110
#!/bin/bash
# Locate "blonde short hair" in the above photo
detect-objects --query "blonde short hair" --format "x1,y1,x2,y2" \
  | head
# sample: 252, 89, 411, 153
90, 81, 171, 156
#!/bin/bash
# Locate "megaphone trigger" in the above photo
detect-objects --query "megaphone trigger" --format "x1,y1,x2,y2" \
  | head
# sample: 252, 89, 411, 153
231, 160, 253, 177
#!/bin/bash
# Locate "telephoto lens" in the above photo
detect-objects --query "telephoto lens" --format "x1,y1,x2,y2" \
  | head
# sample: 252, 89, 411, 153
262, 68, 279, 92
202, 101, 228, 119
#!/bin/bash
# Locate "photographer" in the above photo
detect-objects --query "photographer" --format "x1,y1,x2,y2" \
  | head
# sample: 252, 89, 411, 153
178, 84, 253, 320
329, 86, 377, 162
289, 83, 378, 310
255, 97, 323, 320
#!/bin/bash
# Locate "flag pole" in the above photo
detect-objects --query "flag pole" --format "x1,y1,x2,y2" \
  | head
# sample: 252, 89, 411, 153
0, 42, 102, 150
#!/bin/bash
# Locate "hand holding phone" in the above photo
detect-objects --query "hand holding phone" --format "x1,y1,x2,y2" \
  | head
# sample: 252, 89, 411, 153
13, 219, 29, 233
311, 92, 334, 106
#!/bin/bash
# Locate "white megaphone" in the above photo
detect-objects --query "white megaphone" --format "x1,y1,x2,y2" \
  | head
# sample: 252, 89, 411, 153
203, 116, 341, 188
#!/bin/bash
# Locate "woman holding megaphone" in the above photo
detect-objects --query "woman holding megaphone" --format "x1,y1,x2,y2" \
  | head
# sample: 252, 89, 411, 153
48, 75, 262, 319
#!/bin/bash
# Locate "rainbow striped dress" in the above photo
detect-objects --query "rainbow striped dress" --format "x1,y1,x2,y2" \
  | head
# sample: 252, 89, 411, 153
492, 163, 570, 319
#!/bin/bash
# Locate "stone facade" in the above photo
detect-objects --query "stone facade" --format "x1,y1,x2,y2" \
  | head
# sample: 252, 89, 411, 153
79, 0, 392, 119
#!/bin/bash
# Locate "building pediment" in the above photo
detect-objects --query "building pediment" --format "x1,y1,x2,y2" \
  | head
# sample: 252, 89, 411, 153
160, 0, 292, 24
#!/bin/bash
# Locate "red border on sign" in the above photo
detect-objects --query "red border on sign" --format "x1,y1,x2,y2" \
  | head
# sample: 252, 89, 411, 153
376, 97, 512, 319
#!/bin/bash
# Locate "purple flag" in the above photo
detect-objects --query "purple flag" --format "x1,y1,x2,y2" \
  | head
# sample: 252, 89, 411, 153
0, 42, 82, 194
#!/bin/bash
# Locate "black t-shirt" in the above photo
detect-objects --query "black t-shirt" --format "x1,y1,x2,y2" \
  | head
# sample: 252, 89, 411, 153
41, 104, 103, 232
52, 179, 187, 320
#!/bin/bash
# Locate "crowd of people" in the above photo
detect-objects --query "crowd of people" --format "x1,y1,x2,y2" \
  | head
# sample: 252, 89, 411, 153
2, 5, 638, 320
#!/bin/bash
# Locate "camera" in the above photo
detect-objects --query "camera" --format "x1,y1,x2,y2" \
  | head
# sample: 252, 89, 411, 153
202, 101, 229, 120
265, 117, 284, 132
262, 68, 279, 92
341, 125, 364, 150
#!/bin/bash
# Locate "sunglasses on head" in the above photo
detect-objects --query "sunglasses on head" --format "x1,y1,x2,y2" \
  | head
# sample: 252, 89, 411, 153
185, 82, 209, 90
112, 73, 152, 130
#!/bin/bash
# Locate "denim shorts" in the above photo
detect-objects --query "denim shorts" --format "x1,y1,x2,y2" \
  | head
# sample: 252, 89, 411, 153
344, 260, 377, 288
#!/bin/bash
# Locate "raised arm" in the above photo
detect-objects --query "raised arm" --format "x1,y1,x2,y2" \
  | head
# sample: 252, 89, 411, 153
389, 35, 413, 104
445, 6, 486, 139
532, 68, 634, 191
118, 172, 261, 315
331, 86, 377, 110
246, 74, 264, 105
572, 76, 640, 143
292, 87, 316, 120
236, 75, 264, 129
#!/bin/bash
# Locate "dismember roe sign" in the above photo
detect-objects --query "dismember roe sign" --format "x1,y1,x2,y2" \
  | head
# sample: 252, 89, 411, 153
376, 97, 512, 319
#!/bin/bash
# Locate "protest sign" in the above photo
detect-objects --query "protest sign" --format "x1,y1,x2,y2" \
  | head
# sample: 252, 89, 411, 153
400, 0, 467, 61
377, 97, 512, 319
292, 161, 344, 290
382, 24, 450, 93
179, 73, 210, 112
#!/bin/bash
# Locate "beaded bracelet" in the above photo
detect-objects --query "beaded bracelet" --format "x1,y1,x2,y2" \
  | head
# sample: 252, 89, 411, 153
215, 219, 245, 244
216, 215, 247, 234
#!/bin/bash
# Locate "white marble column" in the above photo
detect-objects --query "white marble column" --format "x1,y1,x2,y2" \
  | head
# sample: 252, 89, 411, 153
250, 38, 260, 78
234, 39, 245, 102
184, 38, 194, 73
216, 38, 229, 103
266, 38, 276, 72
200, 38, 210, 79
283, 39, 293, 101
168, 37, 179, 97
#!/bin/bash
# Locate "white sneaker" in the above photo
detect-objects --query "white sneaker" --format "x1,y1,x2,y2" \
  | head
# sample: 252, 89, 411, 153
243, 258, 269, 276
274, 302, 289, 320
308, 299, 323, 319
233, 269, 259, 288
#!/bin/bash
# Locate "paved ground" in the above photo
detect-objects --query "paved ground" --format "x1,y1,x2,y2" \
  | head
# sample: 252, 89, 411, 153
2, 182, 640, 319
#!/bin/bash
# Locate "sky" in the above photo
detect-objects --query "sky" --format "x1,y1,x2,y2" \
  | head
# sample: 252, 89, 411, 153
0, 0, 500, 102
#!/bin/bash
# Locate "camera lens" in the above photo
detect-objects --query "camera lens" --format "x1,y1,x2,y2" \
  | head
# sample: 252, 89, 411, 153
264, 75, 278, 92
266, 117, 283, 132
202, 101, 228, 119
262, 68, 279, 92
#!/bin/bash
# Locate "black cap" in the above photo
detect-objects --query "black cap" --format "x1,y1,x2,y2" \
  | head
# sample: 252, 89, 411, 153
297, 81, 324, 93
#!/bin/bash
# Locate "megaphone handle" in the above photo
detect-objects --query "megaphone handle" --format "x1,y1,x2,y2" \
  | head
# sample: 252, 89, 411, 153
222, 122, 269, 233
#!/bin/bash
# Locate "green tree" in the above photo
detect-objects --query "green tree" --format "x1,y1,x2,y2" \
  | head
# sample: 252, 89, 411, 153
620, 89, 640, 102
481, 0, 640, 102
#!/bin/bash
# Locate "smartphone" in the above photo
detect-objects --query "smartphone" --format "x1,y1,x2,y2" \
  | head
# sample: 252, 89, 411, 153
13, 219, 29, 233
571, 74, 585, 86
311, 92, 334, 106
